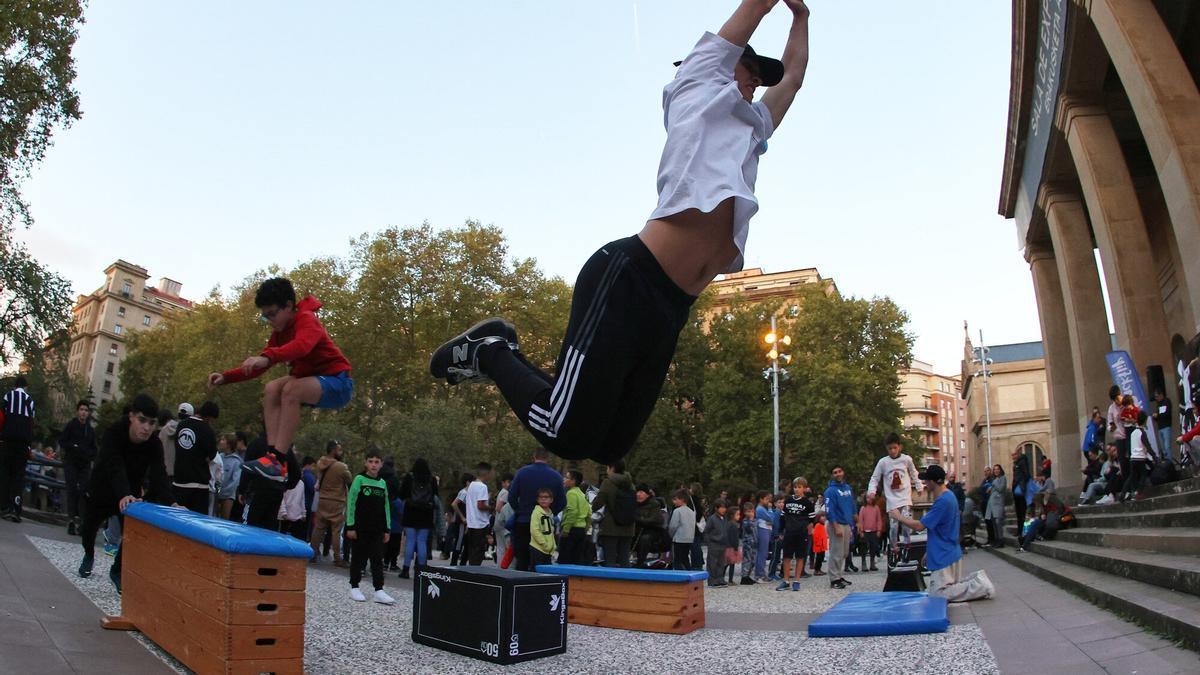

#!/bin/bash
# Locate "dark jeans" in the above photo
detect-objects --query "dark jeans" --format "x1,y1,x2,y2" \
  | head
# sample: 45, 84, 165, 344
558, 527, 587, 565
513, 522, 532, 571
350, 532, 386, 591
479, 236, 694, 464
599, 534, 631, 568
64, 460, 90, 520
690, 538, 704, 570
466, 527, 489, 565
1122, 459, 1152, 495
671, 542, 691, 570
246, 490, 284, 531
0, 440, 29, 516
175, 486, 210, 515
1013, 490, 1027, 535
80, 500, 122, 577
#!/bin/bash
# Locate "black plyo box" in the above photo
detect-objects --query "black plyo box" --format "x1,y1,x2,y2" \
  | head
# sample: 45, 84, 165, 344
412, 566, 569, 665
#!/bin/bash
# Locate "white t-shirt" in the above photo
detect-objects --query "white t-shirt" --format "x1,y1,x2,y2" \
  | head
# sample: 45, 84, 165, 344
1130, 428, 1150, 460
867, 454, 921, 511
649, 31, 775, 273
465, 480, 491, 529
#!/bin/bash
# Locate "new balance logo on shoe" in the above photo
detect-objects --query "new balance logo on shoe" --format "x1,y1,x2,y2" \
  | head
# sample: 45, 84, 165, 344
453, 344, 469, 363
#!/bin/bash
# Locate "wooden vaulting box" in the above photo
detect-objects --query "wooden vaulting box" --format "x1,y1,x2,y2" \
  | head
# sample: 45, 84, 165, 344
107, 502, 313, 674
535, 564, 706, 634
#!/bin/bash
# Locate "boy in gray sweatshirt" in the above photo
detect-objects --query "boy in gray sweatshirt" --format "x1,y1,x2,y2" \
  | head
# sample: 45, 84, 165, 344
668, 489, 696, 570
703, 499, 731, 586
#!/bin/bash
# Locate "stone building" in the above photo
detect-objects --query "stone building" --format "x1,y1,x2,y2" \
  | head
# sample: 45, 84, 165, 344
708, 266, 837, 316
898, 360, 967, 479
66, 260, 193, 405
998, 0, 1200, 488
960, 334, 1051, 491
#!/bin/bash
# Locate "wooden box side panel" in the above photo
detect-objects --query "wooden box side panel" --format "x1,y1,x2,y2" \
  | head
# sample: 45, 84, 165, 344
125, 569, 304, 662
125, 518, 232, 585
229, 553, 307, 591
568, 577, 692, 599
567, 605, 705, 634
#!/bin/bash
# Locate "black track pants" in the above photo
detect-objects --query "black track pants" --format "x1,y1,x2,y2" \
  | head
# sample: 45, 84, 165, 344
481, 235, 695, 464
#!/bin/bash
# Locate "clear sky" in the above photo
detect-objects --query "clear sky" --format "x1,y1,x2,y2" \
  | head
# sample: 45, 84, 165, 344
20, 1, 1037, 375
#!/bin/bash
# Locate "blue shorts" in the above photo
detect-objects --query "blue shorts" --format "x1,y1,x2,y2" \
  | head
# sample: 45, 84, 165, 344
307, 371, 353, 410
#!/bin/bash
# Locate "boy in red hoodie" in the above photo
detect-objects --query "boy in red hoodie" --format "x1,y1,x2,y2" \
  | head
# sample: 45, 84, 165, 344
208, 278, 352, 473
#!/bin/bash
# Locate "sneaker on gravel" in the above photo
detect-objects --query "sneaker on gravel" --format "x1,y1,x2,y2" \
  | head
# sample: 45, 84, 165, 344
775, 582, 789, 591
373, 590, 396, 605
78, 554, 94, 578
429, 318, 517, 384
791, 581, 801, 592
349, 587, 367, 602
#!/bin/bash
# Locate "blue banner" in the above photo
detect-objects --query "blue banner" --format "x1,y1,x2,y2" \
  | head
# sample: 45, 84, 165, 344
1106, 350, 1160, 453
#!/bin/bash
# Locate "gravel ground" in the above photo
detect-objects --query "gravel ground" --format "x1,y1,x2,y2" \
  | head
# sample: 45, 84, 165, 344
31, 536, 998, 674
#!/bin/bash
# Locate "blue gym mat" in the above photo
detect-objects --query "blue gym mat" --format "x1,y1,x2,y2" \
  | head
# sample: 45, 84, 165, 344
535, 563, 707, 583
807, 592, 949, 638
125, 502, 313, 559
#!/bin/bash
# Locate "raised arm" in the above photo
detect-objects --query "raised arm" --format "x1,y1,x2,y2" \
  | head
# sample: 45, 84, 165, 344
761, 0, 811, 129
717, 0, 779, 47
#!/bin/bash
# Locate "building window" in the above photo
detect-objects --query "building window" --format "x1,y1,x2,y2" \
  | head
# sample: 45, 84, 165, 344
114, 323, 123, 335
117, 306, 126, 318
143, 315, 152, 327
109, 343, 118, 356
121, 281, 132, 296
102, 380, 111, 393
106, 362, 115, 374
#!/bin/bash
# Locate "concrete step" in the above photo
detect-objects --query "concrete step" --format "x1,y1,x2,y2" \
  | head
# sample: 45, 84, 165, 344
1056, 527, 1200, 556
1073, 505, 1200, 530
1138, 474, 1200, 500
985, 544, 1200, 651
1074, 487, 1200, 516
1022, 538, 1200, 597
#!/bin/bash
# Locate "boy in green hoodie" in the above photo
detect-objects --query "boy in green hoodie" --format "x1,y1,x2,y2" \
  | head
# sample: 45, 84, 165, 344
529, 488, 558, 568
346, 449, 394, 605
559, 470, 592, 565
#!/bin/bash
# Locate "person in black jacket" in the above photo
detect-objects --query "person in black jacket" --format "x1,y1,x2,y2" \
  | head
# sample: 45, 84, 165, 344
172, 401, 220, 514
59, 400, 97, 534
78, 394, 178, 594
1011, 448, 1032, 535
398, 458, 439, 579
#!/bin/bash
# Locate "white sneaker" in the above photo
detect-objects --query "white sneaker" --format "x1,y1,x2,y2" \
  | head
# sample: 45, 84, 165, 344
1096, 494, 1115, 505
349, 587, 367, 602
373, 589, 396, 605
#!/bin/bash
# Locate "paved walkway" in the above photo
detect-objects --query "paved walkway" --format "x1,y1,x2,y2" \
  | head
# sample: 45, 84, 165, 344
0, 518, 170, 674
2, 516, 1197, 673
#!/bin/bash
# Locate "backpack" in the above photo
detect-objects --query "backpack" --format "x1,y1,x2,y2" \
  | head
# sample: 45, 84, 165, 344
408, 477, 434, 510
609, 481, 637, 526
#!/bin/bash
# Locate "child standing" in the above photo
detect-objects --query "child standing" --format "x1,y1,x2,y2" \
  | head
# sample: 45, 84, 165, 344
668, 489, 696, 570
704, 499, 731, 587
811, 514, 828, 575
529, 487, 558, 568
858, 495, 882, 571
346, 450, 394, 605
726, 506, 742, 584
768, 495, 784, 581
753, 491, 773, 582
740, 502, 758, 585
208, 278, 352, 483
778, 477, 815, 592
867, 432, 921, 557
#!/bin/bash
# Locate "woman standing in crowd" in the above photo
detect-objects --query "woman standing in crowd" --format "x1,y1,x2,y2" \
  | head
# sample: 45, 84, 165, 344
986, 464, 1007, 549
398, 458, 438, 579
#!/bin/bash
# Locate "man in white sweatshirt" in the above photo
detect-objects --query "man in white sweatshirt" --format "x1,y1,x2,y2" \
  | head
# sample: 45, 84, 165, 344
867, 433, 922, 557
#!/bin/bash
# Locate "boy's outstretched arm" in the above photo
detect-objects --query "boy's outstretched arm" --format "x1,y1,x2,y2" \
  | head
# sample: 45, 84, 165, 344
761, 0, 810, 129
718, 0, 779, 47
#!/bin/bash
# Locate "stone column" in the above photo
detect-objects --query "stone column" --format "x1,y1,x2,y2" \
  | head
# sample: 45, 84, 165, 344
1060, 98, 1175, 397
1026, 243, 1081, 493
1042, 189, 1114, 461
1087, 0, 1200, 338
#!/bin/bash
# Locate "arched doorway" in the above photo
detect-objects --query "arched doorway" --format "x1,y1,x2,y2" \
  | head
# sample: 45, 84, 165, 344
1016, 441, 1046, 478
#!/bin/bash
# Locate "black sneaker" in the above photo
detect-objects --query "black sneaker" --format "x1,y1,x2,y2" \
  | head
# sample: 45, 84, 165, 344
78, 554, 94, 578
429, 318, 517, 384
67, 520, 77, 536
831, 579, 849, 589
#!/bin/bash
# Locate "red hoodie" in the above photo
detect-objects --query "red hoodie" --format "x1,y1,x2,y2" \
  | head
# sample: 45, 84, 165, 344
220, 296, 351, 384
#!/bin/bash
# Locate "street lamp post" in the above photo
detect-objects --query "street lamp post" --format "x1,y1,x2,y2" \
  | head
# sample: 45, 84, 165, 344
975, 331, 994, 468
763, 315, 791, 492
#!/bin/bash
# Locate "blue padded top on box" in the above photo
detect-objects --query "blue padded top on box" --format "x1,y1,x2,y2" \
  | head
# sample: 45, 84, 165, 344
535, 563, 707, 583
125, 502, 313, 559
808, 592, 948, 638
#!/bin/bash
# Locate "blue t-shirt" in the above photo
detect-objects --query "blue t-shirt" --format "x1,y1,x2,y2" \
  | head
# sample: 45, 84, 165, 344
755, 505, 772, 530
920, 490, 962, 572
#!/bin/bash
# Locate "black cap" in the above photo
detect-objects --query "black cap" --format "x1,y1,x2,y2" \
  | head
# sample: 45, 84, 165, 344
674, 44, 784, 87
917, 465, 947, 484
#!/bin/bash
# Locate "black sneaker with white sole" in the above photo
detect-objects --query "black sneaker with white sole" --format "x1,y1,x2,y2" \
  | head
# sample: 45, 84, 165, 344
429, 318, 518, 384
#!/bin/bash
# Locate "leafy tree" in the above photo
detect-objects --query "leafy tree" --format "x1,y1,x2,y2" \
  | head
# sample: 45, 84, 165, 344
19, 327, 86, 442
0, 235, 73, 369
0, 0, 85, 228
